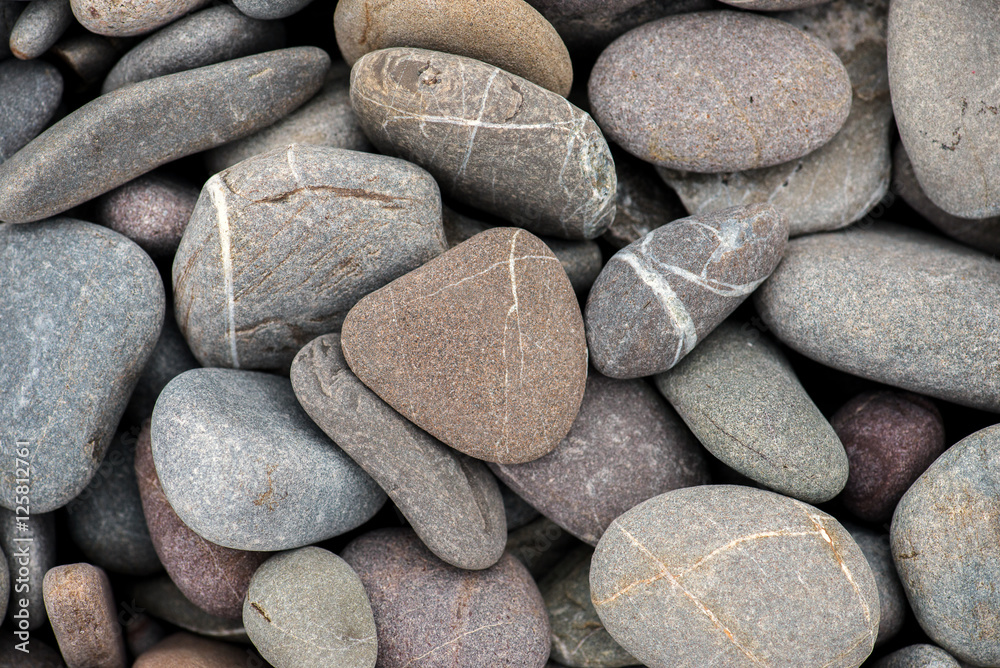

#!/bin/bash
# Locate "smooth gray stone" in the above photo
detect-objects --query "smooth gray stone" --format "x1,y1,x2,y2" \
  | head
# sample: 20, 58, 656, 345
0, 219, 164, 513
874, 645, 961, 668
8, 0, 72, 59
891, 425, 1000, 665
754, 223, 1000, 412
0, 47, 329, 224
151, 368, 386, 551
123, 310, 199, 426
591, 485, 879, 668
173, 144, 445, 372
128, 576, 250, 643
500, 482, 539, 531
843, 523, 905, 647
0, 3, 25, 61
243, 547, 377, 668
0, 59, 62, 163
507, 517, 582, 579
654, 320, 848, 504
602, 149, 685, 250
101, 6, 285, 94
888, 0, 1000, 218
65, 429, 162, 576
70, 0, 208, 37
290, 334, 508, 571
0, 509, 55, 630
49, 33, 121, 85
233, 0, 312, 19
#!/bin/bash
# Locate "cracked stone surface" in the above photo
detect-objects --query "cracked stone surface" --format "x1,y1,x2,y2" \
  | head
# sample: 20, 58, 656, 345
150, 368, 385, 551
133, 632, 253, 668
244, 547, 377, 668
350, 47, 616, 240
843, 523, 906, 647
0, 58, 62, 164
173, 144, 445, 372
591, 485, 879, 668
655, 320, 848, 504
342, 528, 550, 668
43, 563, 128, 668
341, 226, 588, 465
873, 644, 961, 668
586, 203, 787, 379
891, 424, 1000, 666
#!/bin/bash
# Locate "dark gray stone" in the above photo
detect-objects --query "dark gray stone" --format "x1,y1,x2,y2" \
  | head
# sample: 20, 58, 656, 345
96, 172, 199, 259
754, 224, 1000, 412
232, 0, 312, 20
499, 481, 539, 531
50, 33, 121, 85
0, 3, 26, 61
0, 509, 55, 630
8, 0, 73, 60
151, 368, 385, 551
0, 639, 64, 667
873, 645, 961, 668
128, 576, 250, 642
507, 517, 581, 579
70, 0, 209, 37
174, 144, 446, 372
654, 320, 848, 503
0, 543, 6, 625
291, 333, 508, 570
0, 47, 329, 224
0, 219, 164, 513
843, 523, 906, 647
586, 204, 788, 378
351, 47, 616, 240
123, 310, 199, 425
602, 149, 686, 250
0, 59, 62, 163
591, 485, 879, 668
718, 0, 828, 7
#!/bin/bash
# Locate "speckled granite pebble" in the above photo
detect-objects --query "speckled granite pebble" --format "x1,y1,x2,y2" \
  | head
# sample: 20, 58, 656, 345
123, 311, 199, 424
843, 523, 906, 647
133, 633, 251, 668
96, 172, 198, 259
232, 0, 311, 20
43, 564, 127, 668
0, 59, 62, 163
603, 149, 685, 250
128, 576, 250, 642
0, 509, 55, 630
70, 0, 209, 37
874, 645, 961, 668
9, 0, 73, 60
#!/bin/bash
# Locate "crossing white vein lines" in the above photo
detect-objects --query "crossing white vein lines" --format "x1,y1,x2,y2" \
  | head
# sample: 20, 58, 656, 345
618, 251, 697, 367
209, 177, 241, 369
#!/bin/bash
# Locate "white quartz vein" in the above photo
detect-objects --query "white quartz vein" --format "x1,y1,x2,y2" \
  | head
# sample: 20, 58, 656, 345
208, 176, 240, 369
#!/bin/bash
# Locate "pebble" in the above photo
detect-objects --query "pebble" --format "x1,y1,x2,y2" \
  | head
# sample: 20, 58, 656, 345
0, 509, 55, 630
128, 576, 250, 642
0, 47, 329, 224
123, 311, 199, 424
341, 226, 587, 464
717, 0, 828, 7
291, 334, 507, 570
0, 640, 65, 667
507, 517, 581, 579
491, 370, 709, 545
586, 204, 788, 378
0, 3, 24, 61
0, 59, 62, 163
0, 219, 163, 514
70, 0, 209, 37
602, 149, 686, 250
49, 33, 121, 85
500, 482, 539, 530
655, 320, 848, 503
133, 633, 251, 668
335, 0, 572, 96
135, 420, 269, 620
244, 547, 378, 668
151, 368, 385, 551
9, 0, 73, 60
96, 172, 199, 260
891, 424, 1000, 666
124, 613, 168, 659
888, 0, 1000, 218
342, 528, 551, 668
844, 523, 906, 647
101, 6, 285, 94
588, 11, 852, 172
873, 645, 961, 668
754, 224, 1000, 412
43, 563, 128, 668
232, 0, 311, 20
350, 47, 617, 240
174, 144, 445, 372
591, 485, 879, 668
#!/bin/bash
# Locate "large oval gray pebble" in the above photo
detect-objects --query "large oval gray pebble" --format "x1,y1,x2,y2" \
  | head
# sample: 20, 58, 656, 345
151, 368, 385, 551
0, 509, 55, 630
874, 645, 960, 668
9, 0, 73, 60
0, 59, 62, 163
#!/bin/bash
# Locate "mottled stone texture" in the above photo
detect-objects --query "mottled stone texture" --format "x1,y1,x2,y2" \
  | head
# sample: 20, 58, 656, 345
0, 509, 55, 630
588, 11, 852, 172
96, 173, 198, 259
0, 48, 329, 224
351, 47, 616, 240
755, 224, 1000, 412
133, 633, 250, 668
342, 529, 551, 668
70, 0, 208, 36
888, 0, 1000, 218
0, 59, 62, 163
174, 144, 445, 372
128, 576, 249, 641
586, 204, 788, 378
844, 523, 906, 647
891, 425, 1000, 666
9, 0, 73, 60
0, 219, 163, 513
591, 486, 879, 668
491, 371, 709, 545
603, 149, 685, 250
342, 227, 587, 464
335, 0, 571, 95
43, 564, 127, 668
873, 645, 961, 668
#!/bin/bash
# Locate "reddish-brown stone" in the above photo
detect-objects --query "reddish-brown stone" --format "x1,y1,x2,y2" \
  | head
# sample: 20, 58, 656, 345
43, 563, 127, 668
133, 633, 250, 668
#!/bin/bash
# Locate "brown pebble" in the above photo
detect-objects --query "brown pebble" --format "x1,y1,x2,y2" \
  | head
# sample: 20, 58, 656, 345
96, 172, 198, 258
133, 632, 251, 668
42, 563, 127, 668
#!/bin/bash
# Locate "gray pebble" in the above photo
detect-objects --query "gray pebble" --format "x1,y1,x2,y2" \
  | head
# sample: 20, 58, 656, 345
717, 0, 828, 7
602, 149, 686, 250
95, 172, 199, 260
873, 645, 961, 668
0, 59, 62, 163
843, 523, 905, 647
123, 310, 199, 425
0, 3, 25, 61
50, 33, 121, 85
151, 368, 386, 551
70, 0, 209, 37
507, 517, 582, 579
0, 509, 55, 630
500, 482, 539, 531
9, 0, 73, 60
128, 576, 250, 643
232, 0, 312, 20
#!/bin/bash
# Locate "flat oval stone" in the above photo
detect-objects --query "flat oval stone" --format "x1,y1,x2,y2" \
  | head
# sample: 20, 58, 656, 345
342, 226, 587, 464
96, 172, 198, 260
844, 523, 906, 647
342, 528, 551, 668
151, 368, 386, 551
891, 424, 1000, 665
9, 0, 73, 60
888, 0, 1000, 218
586, 204, 788, 378
603, 149, 686, 250
244, 547, 377, 668
0, 219, 164, 513
174, 144, 445, 372
491, 370, 710, 545
335, 0, 572, 96
232, 0, 312, 20
101, 6, 284, 94
0, 47, 329, 224
655, 321, 848, 503
70, 0, 208, 37
351, 47, 616, 240
43, 564, 128, 668
0, 59, 62, 163
128, 576, 250, 642
134, 633, 251, 668
123, 311, 199, 425
873, 645, 961, 668
0, 509, 56, 630
588, 11, 852, 172
754, 224, 1000, 412
591, 485, 879, 668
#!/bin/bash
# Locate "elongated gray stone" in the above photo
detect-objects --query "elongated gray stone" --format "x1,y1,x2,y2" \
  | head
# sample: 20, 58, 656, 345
0, 47, 329, 224
0, 509, 55, 630
351, 47, 616, 240
173, 144, 446, 372
874, 645, 960, 668
232, 0, 311, 20
586, 204, 788, 379
755, 224, 1000, 412
151, 368, 385, 551
9, 0, 73, 60
0, 4, 25, 61
290, 333, 508, 570
0, 219, 164, 513
70, 0, 209, 37
844, 523, 905, 647
0, 59, 62, 163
